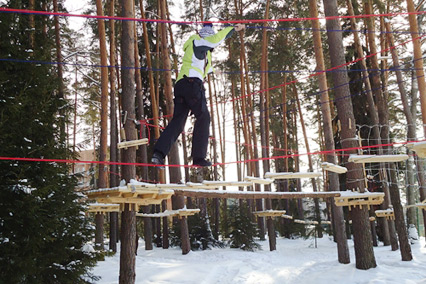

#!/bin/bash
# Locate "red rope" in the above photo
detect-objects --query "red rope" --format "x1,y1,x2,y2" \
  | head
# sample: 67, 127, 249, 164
2, 7, 426, 25
1, 139, 423, 168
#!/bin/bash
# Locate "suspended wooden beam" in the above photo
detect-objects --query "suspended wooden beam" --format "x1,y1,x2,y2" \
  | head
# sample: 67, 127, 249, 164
294, 219, 319, 225
136, 208, 200, 219
407, 141, 426, 158
203, 180, 253, 187
321, 162, 347, 174
253, 210, 286, 217
173, 188, 341, 199
87, 203, 120, 213
117, 138, 149, 150
348, 154, 409, 163
282, 214, 293, 219
185, 182, 219, 189
244, 176, 274, 184
375, 209, 395, 220
334, 191, 385, 210
264, 171, 322, 179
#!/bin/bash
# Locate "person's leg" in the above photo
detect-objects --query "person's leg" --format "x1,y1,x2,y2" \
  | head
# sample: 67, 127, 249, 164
153, 84, 189, 159
187, 82, 210, 164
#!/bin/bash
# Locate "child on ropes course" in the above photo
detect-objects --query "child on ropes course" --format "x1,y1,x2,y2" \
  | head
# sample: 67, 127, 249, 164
151, 22, 246, 168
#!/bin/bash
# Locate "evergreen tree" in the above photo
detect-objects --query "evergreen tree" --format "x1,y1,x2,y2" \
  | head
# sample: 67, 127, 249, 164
228, 201, 261, 251
0, 1, 98, 282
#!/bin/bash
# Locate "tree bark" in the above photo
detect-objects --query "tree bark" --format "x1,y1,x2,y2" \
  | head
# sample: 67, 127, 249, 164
110, 212, 118, 252
322, 0, 376, 269
347, 0, 393, 247
119, 0, 137, 282
309, 0, 349, 263
95, 213, 104, 250
406, 0, 426, 136
96, 0, 109, 189
53, 0, 66, 144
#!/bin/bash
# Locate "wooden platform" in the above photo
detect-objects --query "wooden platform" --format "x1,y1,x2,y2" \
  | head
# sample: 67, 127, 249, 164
253, 210, 286, 218
348, 154, 409, 163
375, 209, 395, 220
136, 208, 200, 219
86, 186, 174, 209
87, 203, 120, 213
334, 191, 385, 210
117, 138, 148, 150
264, 172, 322, 179
321, 162, 347, 174
407, 141, 426, 158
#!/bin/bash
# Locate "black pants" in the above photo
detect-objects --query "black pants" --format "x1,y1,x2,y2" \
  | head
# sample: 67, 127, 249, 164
154, 77, 210, 160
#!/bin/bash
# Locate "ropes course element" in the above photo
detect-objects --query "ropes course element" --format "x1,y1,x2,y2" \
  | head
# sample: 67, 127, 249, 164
1, 139, 424, 169
334, 191, 385, 210
2, 7, 426, 25
87, 203, 120, 213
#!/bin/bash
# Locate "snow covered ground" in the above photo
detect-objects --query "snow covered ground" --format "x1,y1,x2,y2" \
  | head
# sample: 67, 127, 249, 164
93, 236, 426, 284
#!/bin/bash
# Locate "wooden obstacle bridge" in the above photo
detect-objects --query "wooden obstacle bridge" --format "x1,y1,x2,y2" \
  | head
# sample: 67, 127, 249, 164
117, 138, 149, 150
86, 169, 385, 254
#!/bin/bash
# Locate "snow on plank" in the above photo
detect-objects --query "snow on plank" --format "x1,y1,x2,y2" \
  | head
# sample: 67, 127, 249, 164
321, 162, 348, 174
264, 172, 321, 179
348, 154, 409, 163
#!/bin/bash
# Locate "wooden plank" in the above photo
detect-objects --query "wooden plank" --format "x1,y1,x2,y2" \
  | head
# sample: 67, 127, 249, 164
244, 176, 274, 185
407, 141, 426, 158
282, 214, 293, 219
136, 208, 200, 218
253, 210, 286, 217
264, 171, 322, 179
348, 154, 409, 163
117, 138, 148, 149
87, 204, 120, 213
321, 162, 347, 174
294, 219, 319, 225
173, 189, 341, 199
203, 180, 253, 187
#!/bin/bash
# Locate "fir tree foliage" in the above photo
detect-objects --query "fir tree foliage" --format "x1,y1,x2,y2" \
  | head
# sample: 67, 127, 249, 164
0, 0, 98, 282
171, 214, 225, 251
228, 201, 261, 251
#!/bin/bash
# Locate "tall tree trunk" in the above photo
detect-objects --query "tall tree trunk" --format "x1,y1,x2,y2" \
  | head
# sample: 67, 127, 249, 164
347, 0, 393, 247
388, 163, 413, 261
119, 0, 137, 282
95, 213, 104, 250
96, 0, 109, 189
108, 0, 119, 252
208, 77, 220, 239
294, 85, 322, 238
385, 20, 426, 237
159, 0, 187, 252
53, 0, 66, 144
309, 0, 349, 263
322, 0, 376, 270
407, 0, 426, 136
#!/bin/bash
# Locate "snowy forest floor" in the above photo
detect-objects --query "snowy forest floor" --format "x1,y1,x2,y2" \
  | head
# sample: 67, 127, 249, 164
93, 236, 426, 284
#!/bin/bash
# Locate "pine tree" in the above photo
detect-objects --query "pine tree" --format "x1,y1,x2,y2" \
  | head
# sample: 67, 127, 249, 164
0, 1, 98, 282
